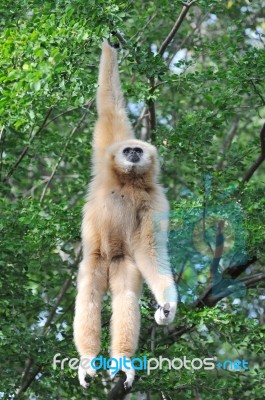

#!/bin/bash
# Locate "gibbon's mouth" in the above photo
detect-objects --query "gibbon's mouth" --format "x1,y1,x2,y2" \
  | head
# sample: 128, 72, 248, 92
127, 153, 140, 163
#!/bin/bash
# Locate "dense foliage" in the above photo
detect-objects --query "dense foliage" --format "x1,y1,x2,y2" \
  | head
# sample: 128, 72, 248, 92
0, 1, 264, 399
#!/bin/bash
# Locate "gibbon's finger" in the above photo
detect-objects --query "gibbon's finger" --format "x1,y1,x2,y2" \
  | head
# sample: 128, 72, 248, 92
155, 302, 177, 325
163, 302, 170, 317
108, 33, 120, 49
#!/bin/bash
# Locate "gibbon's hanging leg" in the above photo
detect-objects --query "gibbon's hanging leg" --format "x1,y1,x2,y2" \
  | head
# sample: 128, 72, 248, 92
135, 210, 178, 325
73, 255, 108, 388
108, 257, 143, 389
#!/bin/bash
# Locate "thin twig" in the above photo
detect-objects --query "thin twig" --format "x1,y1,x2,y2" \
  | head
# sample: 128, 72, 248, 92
40, 105, 91, 203
43, 278, 72, 332
0, 125, 5, 178
131, 11, 158, 42
3, 107, 54, 182
250, 80, 265, 106
215, 116, 240, 170
3, 103, 92, 183
150, 321, 156, 352
42, 103, 91, 129
195, 221, 225, 308
167, 11, 209, 66
175, 257, 188, 284
134, 106, 148, 129
0, 125, 5, 142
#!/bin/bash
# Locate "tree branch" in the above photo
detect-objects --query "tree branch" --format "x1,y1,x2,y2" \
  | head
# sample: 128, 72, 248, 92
195, 256, 259, 308
198, 273, 265, 306
241, 273, 265, 288
250, 79, 265, 106
158, 0, 198, 57
222, 256, 257, 279
15, 250, 82, 397
147, 77, 157, 140
167, 258, 261, 340
242, 122, 265, 182
210, 220, 224, 281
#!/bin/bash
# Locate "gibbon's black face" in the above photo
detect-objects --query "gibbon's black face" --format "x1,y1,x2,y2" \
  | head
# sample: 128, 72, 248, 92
122, 146, 143, 163
108, 139, 159, 176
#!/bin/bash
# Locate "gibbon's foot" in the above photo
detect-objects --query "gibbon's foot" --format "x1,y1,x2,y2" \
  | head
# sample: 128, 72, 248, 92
108, 357, 135, 389
78, 356, 96, 388
155, 302, 177, 325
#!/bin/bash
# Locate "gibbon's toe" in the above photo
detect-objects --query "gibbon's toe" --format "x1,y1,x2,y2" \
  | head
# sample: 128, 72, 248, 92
108, 359, 118, 380
108, 357, 135, 388
78, 356, 96, 388
155, 302, 177, 325
124, 368, 135, 389
78, 367, 89, 388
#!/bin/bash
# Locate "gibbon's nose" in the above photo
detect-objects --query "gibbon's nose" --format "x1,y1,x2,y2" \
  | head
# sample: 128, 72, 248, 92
129, 152, 140, 163
123, 147, 143, 163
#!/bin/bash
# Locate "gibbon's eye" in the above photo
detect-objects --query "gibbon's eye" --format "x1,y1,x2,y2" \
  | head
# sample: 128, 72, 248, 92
133, 147, 143, 154
123, 147, 131, 155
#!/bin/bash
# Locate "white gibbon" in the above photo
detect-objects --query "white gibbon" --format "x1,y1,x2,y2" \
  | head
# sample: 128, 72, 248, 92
73, 40, 178, 389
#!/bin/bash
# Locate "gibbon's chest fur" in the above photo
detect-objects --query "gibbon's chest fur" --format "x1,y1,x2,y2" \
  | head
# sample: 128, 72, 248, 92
104, 183, 150, 232
83, 179, 156, 261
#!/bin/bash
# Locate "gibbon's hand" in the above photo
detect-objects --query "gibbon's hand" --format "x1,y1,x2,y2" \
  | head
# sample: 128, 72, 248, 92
108, 357, 135, 390
108, 34, 120, 49
155, 302, 177, 325
78, 356, 96, 388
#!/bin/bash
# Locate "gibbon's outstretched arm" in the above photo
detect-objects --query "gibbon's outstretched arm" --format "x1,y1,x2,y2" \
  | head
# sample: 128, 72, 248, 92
135, 211, 177, 325
93, 41, 134, 166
